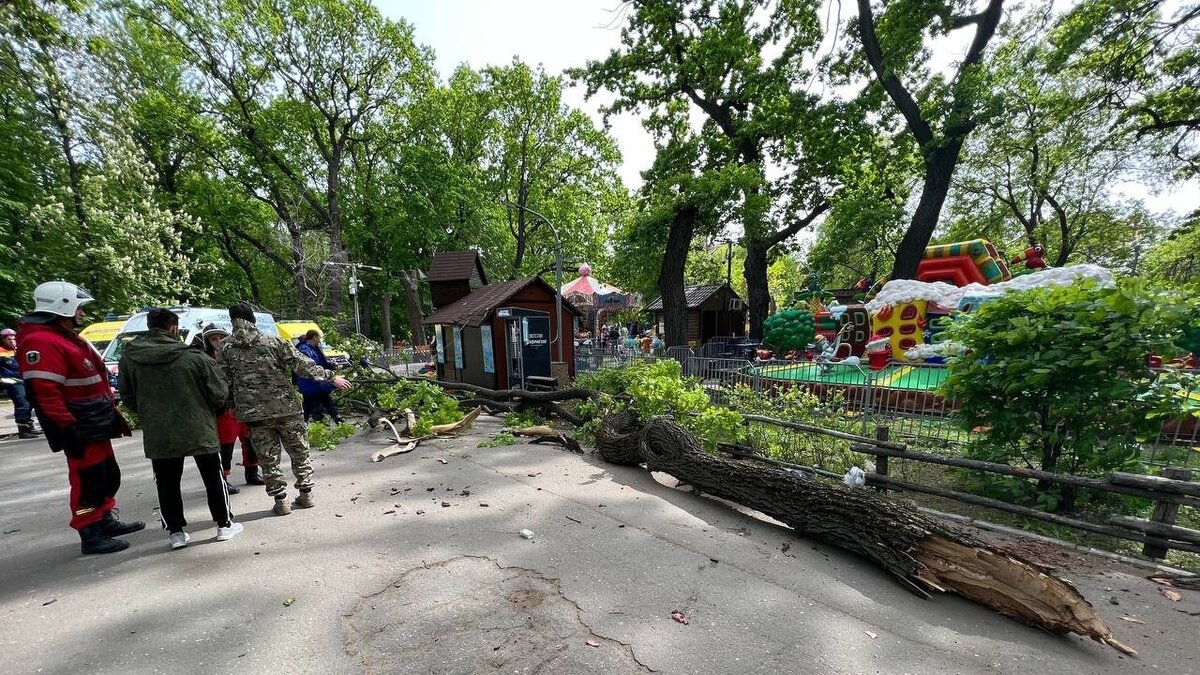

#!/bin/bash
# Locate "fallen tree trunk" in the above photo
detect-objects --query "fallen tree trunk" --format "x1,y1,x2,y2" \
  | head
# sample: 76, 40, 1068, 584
597, 412, 1134, 655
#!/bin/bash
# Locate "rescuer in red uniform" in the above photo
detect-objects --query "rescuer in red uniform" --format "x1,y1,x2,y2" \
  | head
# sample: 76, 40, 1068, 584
16, 281, 144, 555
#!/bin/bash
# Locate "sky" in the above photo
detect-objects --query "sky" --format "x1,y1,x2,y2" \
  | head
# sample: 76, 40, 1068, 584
377, 0, 1196, 226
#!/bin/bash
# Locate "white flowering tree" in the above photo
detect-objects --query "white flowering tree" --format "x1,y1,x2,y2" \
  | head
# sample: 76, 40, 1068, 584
27, 131, 211, 314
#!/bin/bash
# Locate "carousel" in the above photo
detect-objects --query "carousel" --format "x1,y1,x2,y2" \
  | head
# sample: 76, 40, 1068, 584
559, 263, 640, 342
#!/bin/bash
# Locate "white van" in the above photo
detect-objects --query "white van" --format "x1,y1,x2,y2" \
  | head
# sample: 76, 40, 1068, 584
102, 308, 280, 394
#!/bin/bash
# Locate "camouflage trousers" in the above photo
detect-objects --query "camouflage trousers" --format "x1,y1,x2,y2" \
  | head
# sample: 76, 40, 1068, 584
246, 414, 313, 500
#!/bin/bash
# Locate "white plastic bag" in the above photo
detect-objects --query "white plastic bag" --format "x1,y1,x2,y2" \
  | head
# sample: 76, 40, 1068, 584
843, 466, 866, 488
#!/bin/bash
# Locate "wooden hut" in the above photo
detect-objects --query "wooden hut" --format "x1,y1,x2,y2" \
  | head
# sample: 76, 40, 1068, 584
646, 284, 746, 347
423, 272, 581, 389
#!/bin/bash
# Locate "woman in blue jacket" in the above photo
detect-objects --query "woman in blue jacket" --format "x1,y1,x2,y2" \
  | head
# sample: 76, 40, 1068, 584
296, 330, 342, 424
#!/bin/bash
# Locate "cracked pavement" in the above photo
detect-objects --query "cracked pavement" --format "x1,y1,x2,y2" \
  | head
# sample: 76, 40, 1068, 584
0, 416, 1196, 674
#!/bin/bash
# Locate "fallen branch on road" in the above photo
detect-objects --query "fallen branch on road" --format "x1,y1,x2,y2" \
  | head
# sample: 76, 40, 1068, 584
368, 408, 481, 463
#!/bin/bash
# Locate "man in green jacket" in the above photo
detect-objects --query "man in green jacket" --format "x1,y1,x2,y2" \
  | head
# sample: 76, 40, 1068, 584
118, 308, 244, 550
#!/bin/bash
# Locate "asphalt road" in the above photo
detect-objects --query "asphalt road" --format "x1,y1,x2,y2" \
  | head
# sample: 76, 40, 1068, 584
0, 416, 1195, 674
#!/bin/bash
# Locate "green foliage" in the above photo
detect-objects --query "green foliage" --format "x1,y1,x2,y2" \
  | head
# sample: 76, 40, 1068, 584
478, 432, 519, 448
118, 404, 140, 431
947, 14, 1162, 272
576, 360, 743, 451
372, 379, 462, 437
942, 279, 1196, 508
316, 317, 380, 365
762, 308, 816, 352
308, 421, 356, 452
1049, 0, 1200, 178
726, 385, 862, 472
503, 409, 545, 429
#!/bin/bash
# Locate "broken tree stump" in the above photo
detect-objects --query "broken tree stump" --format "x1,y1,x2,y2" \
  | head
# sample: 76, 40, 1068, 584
600, 412, 1134, 655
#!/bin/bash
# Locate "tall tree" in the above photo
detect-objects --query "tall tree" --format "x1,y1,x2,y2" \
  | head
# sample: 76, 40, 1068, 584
137, 0, 430, 314
851, 0, 1005, 278
1050, 0, 1200, 177
948, 16, 1159, 267
484, 60, 624, 280
576, 0, 842, 339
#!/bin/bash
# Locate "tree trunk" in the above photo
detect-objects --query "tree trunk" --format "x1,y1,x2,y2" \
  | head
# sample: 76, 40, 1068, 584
326, 148, 347, 315
288, 226, 318, 315
743, 241, 770, 340
361, 289, 374, 340
891, 143, 963, 280
400, 270, 427, 346
594, 414, 1133, 655
658, 205, 698, 348
380, 291, 393, 349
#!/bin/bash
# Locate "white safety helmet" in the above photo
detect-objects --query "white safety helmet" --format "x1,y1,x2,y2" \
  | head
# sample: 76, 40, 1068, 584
33, 281, 94, 317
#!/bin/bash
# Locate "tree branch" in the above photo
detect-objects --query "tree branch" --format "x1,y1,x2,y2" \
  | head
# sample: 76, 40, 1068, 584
855, 0, 935, 146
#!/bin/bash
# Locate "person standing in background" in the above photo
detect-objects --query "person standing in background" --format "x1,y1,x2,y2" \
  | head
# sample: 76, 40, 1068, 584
296, 329, 342, 425
1, 328, 40, 439
201, 325, 263, 488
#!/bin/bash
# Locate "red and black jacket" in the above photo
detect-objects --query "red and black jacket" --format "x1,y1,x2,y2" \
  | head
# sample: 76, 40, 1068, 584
16, 315, 130, 452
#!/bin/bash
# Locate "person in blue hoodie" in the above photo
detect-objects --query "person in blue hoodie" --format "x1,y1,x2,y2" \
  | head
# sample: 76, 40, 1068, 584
296, 330, 342, 424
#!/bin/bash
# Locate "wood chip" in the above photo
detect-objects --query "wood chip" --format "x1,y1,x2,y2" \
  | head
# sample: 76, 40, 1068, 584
865, 630, 878, 639
1161, 588, 1183, 602
585, 639, 600, 647
1118, 616, 1146, 624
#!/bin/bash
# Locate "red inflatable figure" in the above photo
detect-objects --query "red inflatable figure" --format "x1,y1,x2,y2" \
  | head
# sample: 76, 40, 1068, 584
1011, 244, 1047, 270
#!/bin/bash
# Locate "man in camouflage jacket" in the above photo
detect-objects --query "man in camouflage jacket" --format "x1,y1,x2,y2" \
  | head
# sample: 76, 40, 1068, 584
217, 303, 350, 515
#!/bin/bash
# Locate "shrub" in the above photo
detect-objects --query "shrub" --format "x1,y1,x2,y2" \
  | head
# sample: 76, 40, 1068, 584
576, 360, 743, 451
942, 279, 1194, 511
726, 384, 862, 471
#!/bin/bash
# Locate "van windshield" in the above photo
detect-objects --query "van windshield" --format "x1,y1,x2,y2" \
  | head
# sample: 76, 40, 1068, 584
103, 332, 146, 363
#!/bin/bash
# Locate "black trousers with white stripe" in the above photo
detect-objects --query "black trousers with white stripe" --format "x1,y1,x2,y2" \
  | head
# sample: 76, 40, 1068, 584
151, 453, 232, 533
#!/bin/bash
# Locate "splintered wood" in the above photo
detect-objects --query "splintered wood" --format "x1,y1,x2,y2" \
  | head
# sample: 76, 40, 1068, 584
369, 407, 481, 463
915, 536, 1136, 655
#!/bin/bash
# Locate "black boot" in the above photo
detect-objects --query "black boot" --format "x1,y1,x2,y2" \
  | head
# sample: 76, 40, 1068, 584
225, 478, 240, 495
245, 466, 265, 485
101, 510, 146, 537
80, 523, 130, 555
17, 423, 40, 439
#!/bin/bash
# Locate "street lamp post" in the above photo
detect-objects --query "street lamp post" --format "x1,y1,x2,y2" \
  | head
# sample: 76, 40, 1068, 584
501, 200, 564, 364
325, 261, 382, 335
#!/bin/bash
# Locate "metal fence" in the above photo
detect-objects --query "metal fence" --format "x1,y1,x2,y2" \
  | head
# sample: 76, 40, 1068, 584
572, 350, 1200, 468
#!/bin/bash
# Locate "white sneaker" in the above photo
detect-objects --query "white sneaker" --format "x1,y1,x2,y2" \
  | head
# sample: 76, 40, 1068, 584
216, 522, 244, 542
170, 531, 191, 550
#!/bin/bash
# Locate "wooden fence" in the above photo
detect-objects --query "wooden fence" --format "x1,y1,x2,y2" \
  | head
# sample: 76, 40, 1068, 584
720, 415, 1199, 560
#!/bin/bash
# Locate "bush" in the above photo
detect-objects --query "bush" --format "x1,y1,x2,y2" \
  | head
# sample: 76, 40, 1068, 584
576, 360, 743, 451
942, 279, 1195, 511
726, 384, 862, 471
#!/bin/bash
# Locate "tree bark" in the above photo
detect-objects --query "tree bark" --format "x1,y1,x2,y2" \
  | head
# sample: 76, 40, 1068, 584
361, 289, 374, 340
595, 414, 1133, 655
325, 145, 347, 315
743, 241, 770, 340
380, 291, 392, 349
891, 143, 963, 279
658, 205, 698, 347
400, 269, 427, 346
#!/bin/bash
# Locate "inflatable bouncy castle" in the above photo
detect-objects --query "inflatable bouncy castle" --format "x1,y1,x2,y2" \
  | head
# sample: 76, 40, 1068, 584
918, 239, 1011, 286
